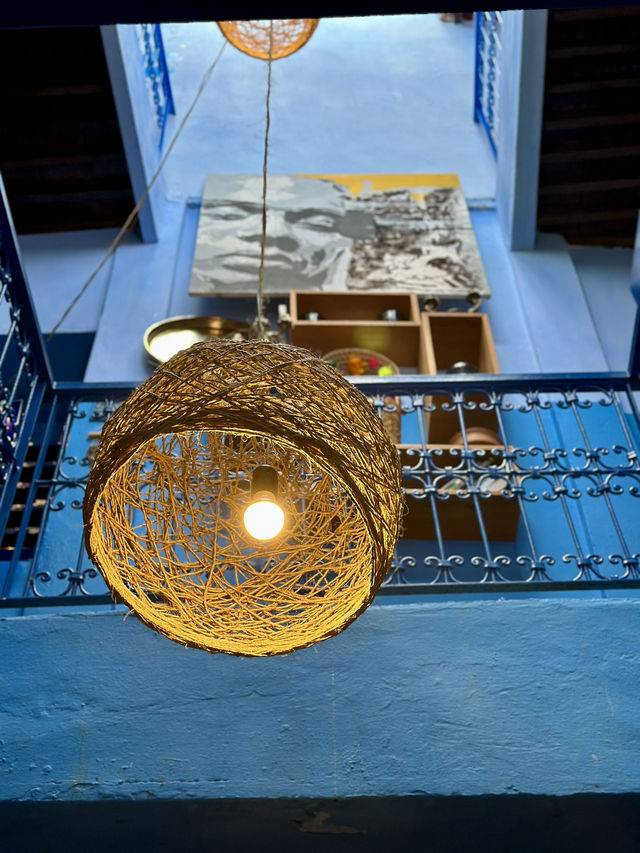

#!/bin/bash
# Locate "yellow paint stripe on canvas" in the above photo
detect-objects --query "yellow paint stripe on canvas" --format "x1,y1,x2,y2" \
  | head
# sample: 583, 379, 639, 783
298, 173, 461, 198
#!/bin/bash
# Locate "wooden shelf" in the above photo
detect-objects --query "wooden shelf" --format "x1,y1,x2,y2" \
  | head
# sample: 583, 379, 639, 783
289, 291, 428, 371
291, 291, 420, 323
421, 312, 500, 374
398, 443, 520, 542
421, 312, 501, 444
290, 323, 426, 370
401, 486, 520, 542
289, 294, 517, 541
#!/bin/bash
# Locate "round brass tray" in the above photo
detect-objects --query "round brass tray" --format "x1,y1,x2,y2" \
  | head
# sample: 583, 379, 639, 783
143, 315, 251, 365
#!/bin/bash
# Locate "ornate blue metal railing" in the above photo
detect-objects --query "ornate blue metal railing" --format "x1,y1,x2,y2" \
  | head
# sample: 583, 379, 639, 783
474, 11, 502, 159
138, 23, 176, 149
1, 176, 640, 609
0, 181, 52, 552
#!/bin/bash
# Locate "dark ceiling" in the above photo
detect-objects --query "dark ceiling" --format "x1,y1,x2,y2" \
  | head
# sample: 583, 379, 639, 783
0, 27, 135, 234
537, 6, 640, 247
0, 2, 635, 28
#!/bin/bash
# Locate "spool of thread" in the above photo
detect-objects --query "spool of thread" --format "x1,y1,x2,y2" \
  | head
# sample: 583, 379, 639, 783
380, 309, 401, 321
448, 427, 502, 447
446, 361, 479, 374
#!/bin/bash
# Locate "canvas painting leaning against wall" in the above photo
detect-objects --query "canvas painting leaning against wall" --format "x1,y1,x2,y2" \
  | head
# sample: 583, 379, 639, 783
189, 173, 491, 300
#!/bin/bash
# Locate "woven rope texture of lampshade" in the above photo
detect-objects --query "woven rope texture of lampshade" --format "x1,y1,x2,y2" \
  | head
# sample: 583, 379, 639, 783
84, 341, 402, 656
218, 19, 319, 59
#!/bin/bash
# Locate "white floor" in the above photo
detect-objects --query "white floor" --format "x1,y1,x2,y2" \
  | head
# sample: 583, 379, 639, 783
161, 15, 497, 202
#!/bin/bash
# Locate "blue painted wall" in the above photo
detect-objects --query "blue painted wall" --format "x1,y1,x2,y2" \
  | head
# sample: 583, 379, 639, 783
1, 597, 639, 800
2, 15, 640, 804
101, 25, 169, 242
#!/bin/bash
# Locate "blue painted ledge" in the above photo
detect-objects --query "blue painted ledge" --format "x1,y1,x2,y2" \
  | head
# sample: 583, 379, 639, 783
1, 596, 639, 801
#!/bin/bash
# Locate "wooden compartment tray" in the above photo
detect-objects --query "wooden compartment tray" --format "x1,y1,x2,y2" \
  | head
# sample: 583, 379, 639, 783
290, 291, 420, 323
401, 487, 520, 542
420, 311, 500, 375
289, 292, 428, 372
398, 443, 520, 542
420, 312, 501, 444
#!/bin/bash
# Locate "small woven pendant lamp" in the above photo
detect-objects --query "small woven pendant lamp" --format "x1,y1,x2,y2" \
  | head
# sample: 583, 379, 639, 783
218, 19, 319, 59
84, 340, 402, 656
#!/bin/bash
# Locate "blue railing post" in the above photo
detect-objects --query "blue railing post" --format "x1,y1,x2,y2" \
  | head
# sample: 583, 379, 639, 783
629, 287, 640, 380
0, 177, 52, 386
0, 175, 52, 551
629, 214, 640, 378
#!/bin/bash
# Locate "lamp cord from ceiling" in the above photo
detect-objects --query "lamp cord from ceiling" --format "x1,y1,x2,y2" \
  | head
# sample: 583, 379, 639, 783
46, 38, 228, 342
255, 22, 274, 341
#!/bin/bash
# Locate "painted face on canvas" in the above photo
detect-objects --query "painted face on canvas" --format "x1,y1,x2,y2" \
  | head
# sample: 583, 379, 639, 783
192, 176, 354, 293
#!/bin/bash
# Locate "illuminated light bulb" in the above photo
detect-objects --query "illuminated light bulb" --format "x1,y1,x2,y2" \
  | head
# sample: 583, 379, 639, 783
243, 466, 285, 541
244, 494, 285, 540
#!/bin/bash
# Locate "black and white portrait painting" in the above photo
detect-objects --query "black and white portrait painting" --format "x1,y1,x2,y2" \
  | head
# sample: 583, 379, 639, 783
189, 174, 491, 299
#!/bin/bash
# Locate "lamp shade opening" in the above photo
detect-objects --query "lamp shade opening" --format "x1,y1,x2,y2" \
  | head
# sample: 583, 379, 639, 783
84, 341, 402, 657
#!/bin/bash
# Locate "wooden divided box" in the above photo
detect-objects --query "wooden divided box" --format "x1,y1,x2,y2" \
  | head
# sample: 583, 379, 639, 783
403, 312, 518, 541
289, 292, 430, 372
420, 312, 501, 444
401, 488, 521, 542
420, 312, 500, 375
400, 446, 520, 542
289, 294, 518, 541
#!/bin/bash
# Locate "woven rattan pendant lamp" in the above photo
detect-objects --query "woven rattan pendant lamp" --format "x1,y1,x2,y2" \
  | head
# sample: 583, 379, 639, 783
84, 341, 402, 656
218, 18, 319, 59
83, 20, 403, 657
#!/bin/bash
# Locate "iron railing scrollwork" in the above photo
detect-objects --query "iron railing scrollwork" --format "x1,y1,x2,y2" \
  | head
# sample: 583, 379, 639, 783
474, 11, 502, 159
360, 373, 640, 593
0, 178, 51, 553
2, 375, 640, 608
138, 23, 176, 149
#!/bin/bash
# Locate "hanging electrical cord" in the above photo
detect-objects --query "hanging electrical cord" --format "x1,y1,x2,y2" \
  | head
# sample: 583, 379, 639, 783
255, 21, 274, 341
46, 39, 228, 341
